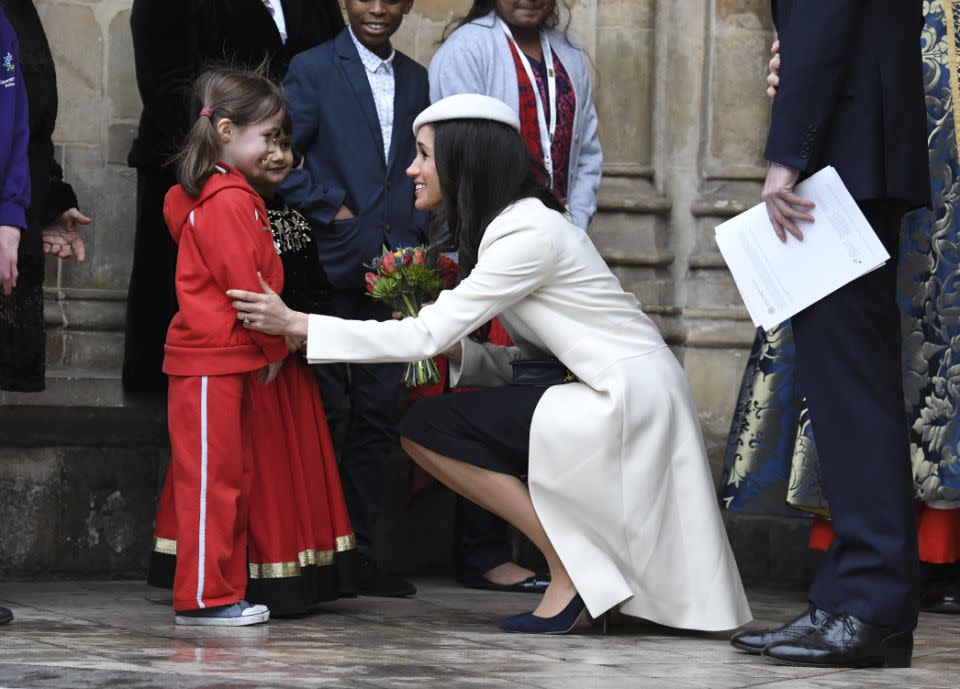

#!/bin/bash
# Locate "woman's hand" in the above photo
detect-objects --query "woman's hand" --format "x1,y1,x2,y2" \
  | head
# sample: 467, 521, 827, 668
767, 39, 780, 99
285, 335, 306, 353
227, 273, 309, 339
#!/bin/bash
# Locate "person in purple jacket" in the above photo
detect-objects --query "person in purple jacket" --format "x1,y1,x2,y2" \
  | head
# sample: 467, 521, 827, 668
0, 0, 89, 395
0, 5, 25, 627
0, 5, 29, 301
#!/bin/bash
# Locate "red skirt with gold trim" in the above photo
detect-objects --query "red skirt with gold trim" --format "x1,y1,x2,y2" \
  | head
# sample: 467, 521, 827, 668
149, 355, 357, 614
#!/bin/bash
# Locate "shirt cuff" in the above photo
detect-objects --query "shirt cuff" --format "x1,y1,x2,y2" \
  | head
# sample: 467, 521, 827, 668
0, 202, 27, 231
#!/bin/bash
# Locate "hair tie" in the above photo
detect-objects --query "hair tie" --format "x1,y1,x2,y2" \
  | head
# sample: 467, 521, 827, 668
199, 106, 214, 119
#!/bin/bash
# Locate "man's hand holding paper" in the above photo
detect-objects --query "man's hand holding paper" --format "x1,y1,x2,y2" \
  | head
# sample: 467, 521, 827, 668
762, 162, 815, 242
715, 166, 890, 331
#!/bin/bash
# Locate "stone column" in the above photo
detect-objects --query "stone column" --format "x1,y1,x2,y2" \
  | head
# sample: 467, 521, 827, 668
589, 0, 676, 338
677, 0, 775, 466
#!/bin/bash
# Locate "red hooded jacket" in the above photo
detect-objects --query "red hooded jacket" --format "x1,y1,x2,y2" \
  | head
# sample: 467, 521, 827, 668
162, 165, 287, 377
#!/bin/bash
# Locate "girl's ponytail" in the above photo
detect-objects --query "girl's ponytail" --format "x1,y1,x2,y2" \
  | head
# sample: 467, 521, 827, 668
172, 67, 286, 197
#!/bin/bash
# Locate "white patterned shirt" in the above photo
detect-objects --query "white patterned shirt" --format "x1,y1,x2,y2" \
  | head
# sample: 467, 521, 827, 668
262, 0, 288, 44
348, 27, 395, 162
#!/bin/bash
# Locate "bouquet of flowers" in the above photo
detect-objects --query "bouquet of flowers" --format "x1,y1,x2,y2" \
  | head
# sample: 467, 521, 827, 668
364, 246, 460, 387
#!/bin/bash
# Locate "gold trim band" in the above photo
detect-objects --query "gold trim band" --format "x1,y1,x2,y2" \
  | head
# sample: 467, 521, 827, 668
249, 539, 357, 580
153, 536, 177, 556
152, 535, 356, 578
336, 534, 357, 552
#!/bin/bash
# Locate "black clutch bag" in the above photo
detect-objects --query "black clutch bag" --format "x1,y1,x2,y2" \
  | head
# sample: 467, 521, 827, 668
509, 359, 576, 387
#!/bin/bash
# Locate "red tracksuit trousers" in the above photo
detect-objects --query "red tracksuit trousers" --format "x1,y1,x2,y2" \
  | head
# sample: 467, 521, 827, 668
167, 373, 254, 612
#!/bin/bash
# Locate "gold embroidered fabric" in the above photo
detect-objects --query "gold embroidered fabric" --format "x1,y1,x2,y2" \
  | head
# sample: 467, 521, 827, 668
152, 534, 357, 580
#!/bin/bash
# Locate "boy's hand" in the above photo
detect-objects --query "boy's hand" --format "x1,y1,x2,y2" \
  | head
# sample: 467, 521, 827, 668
42, 208, 91, 261
333, 205, 354, 221
0, 226, 20, 296
767, 40, 780, 99
258, 360, 283, 385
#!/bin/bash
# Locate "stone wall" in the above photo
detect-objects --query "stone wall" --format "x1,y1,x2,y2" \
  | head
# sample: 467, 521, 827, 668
1, 1, 795, 576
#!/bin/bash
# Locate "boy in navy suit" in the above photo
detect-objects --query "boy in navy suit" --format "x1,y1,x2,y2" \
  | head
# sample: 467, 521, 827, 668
281, 0, 427, 598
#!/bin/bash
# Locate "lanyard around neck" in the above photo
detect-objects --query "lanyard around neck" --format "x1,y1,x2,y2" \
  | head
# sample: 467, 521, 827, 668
499, 17, 557, 187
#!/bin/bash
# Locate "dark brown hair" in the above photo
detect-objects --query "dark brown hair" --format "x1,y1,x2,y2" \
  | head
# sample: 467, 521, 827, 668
173, 67, 286, 196
432, 119, 565, 276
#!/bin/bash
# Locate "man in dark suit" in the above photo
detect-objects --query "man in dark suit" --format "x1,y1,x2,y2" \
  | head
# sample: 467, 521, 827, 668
123, 0, 344, 393
730, 2, 931, 668
280, 0, 428, 598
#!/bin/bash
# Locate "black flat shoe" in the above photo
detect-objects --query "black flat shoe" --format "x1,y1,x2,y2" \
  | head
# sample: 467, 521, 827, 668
730, 605, 829, 654
920, 583, 960, 614
0, 607, 12, 626
356, 554, 416, 598
762, 614, 912, 668
463, 573, 550, 594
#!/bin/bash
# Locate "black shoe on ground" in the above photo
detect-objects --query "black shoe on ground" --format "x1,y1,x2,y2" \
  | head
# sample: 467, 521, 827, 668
762, 613, 912, 668
920, 581, 960, 614
730, 605, 829, 654
0, 607, 12, 625
356, 554, 416, 598
462, 572, 550, 594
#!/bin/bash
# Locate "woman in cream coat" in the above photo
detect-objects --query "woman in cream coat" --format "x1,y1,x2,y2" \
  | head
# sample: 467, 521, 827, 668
229, 94, 751, 634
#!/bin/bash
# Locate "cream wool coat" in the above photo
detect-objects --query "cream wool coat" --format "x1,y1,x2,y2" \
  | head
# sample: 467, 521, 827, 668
306, 198, 752, 631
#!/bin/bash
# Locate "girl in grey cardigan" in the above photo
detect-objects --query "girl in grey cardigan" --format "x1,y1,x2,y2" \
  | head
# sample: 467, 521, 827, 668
429, 3, 602, 231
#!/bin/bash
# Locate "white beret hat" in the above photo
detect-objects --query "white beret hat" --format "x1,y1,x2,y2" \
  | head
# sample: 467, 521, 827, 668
412, 94, 521, 135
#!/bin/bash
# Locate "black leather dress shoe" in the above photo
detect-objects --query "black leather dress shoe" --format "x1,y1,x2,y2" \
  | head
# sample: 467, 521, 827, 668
920, 582, 960, 614
357, 554, 416, 598
730, 605, 829, 654
762, 613, 912, 668
0, 607, 12, 625
463, 573, 551, 594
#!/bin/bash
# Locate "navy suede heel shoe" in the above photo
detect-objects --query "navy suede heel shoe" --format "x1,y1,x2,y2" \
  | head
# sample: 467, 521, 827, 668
498, 594, 588, 634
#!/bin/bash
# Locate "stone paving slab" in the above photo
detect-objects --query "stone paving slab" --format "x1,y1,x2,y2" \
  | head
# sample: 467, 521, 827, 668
1, 580, 959, 688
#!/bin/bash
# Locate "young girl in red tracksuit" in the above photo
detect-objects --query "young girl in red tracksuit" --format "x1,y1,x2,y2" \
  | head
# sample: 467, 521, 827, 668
161, 67, 288, 626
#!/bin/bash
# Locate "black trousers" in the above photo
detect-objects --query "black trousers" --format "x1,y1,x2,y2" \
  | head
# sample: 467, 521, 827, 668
312, 292, 405, 559
122, 170, 179, 393
793, 200, 920, 630
454, 498, 513, 579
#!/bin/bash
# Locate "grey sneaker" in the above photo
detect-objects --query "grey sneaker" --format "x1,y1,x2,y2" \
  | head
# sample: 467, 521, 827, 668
175, 600, 269, 627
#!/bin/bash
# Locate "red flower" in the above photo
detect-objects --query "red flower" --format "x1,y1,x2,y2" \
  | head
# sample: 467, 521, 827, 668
364, 271, 379, 293
412, 248, 426, 265
438, 255, 459, 289
381, 252, 398, 275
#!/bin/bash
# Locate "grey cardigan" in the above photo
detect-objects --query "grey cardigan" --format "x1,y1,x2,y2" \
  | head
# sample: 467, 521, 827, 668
429, 12, 603, 230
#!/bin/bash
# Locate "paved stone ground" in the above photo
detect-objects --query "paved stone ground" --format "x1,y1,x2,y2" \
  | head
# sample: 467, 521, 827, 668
1, 580, 959, 689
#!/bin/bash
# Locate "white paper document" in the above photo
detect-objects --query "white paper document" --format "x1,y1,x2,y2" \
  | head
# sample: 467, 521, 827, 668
714, 166, 890, 331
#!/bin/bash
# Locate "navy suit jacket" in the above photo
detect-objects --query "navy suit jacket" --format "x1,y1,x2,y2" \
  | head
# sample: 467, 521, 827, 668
280, 29, 429, 290
766, 1, 930, 208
